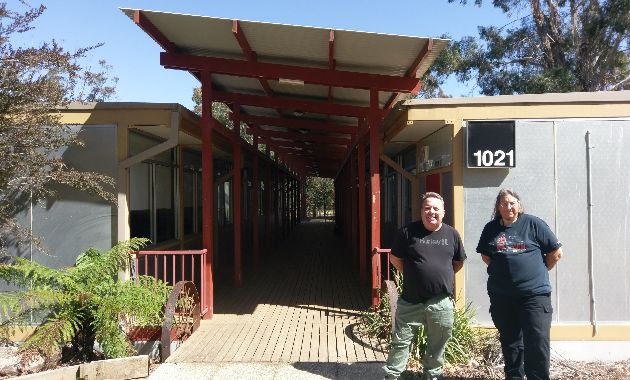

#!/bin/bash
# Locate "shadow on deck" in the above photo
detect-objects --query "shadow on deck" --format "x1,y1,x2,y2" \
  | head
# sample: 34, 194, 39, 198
167, 219, 387, 364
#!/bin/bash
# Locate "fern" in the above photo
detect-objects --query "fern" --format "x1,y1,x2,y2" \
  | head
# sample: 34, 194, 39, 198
0, 238, 171, 360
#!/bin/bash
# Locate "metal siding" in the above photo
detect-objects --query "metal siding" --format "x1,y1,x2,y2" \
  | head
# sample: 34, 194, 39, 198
556, 120, 630, 322
464, 121, 557, 323
13, 125, 117, 269
464, 118, 630, 324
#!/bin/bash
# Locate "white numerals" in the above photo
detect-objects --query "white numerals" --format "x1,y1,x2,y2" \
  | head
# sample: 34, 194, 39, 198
472, 150, 514, 167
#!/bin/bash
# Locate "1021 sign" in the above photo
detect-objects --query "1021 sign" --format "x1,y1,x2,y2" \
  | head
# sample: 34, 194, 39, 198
466, 121, 516, 168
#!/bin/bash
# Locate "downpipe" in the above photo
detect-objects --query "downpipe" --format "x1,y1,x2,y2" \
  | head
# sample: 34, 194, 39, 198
585, 131, 597, 336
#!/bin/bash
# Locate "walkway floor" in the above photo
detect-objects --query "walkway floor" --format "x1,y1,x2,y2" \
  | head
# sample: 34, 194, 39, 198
164, 219, 387, 365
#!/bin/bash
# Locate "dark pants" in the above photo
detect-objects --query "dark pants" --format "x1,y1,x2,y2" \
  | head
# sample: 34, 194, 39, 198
489, 293, 552, 380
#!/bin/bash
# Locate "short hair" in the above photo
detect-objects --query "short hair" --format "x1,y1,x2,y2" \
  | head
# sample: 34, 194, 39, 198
421, 192, 444, 205
492, 188, 524, 220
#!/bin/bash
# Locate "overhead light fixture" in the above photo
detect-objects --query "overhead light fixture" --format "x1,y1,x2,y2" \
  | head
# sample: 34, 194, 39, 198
279, 78, 304, 86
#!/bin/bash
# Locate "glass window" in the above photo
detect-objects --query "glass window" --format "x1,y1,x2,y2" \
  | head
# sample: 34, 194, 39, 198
129, 163, 151, 240
155, 164, 175, 243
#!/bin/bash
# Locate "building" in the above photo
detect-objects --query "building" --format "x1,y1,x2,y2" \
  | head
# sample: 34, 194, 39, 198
380, 90, 630, 340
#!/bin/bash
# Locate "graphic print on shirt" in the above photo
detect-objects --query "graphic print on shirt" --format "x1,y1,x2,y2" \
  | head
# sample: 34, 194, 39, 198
494, 232, 527, 254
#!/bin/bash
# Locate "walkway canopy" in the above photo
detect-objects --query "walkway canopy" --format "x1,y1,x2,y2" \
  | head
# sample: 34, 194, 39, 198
122, 8, 448, 315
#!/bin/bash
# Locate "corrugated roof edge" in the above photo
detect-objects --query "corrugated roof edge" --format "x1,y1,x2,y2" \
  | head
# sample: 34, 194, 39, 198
402, 90, 630, 107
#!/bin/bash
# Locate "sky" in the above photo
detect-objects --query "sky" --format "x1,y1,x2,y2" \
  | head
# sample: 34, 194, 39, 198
9, 0, 516, 110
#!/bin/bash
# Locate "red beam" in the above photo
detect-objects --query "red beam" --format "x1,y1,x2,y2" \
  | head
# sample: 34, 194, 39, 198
259, 136, 349, 152
328, 30, 335, 101
406, 38, 434, 77
133, 11, 178, 52
252, 128, 351, 146
243, 114, 357, 135
232, 20, 276, 98
161, 52, 420, 92
215, 91, 370, 118
384, 38, 434, 110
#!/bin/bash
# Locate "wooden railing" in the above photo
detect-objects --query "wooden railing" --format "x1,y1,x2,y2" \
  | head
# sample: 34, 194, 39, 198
372, 247, 399, 331
371, 247, 393, 306
134, 249, 208, 316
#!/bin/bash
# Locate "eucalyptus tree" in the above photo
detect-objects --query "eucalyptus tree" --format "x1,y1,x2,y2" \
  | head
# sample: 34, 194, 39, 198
0, 2, 118, 255
423, 0, 630, 96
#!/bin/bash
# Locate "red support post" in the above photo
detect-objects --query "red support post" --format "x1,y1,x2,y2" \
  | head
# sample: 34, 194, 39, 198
200, 71, 215, 318
369, 89, 382, 306
252, 132, 260, 267
301, 180, 306, 220
232, 107, 242, 287
350, 148, 358, 265
264, 160, 271, 252
358, 133, 367, 287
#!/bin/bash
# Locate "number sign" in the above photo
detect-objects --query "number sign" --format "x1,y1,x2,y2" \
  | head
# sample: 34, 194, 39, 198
466, 121, 516, 168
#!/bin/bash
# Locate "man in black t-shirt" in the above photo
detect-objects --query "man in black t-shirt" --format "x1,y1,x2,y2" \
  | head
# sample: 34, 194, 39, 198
383, 192, 466, 380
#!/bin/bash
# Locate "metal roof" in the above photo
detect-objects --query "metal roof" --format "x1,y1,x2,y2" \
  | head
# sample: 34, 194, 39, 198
121, 8, 448, 177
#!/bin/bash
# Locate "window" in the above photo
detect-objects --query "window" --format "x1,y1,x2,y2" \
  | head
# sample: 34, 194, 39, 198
128, 131, 178, 245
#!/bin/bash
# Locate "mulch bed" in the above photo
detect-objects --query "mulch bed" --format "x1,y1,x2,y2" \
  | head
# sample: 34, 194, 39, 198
397, 359, 630, 379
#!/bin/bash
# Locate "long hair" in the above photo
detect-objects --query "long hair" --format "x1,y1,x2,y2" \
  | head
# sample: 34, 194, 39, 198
492, 188, 524, 220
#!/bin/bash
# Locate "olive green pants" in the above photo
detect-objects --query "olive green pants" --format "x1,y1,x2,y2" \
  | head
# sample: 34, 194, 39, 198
383, 294, 454, 380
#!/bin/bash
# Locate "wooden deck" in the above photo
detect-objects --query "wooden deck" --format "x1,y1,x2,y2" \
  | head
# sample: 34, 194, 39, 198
166, 219, 388, 363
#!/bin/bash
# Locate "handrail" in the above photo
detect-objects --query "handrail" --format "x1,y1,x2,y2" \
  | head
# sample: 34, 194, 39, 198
134, 249, 208, 317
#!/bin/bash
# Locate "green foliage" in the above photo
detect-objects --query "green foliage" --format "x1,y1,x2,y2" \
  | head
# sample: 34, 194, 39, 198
0, 2, 118, 255
359, 271, 493, 366
425, 0, 630, 96
305, 177, 334, 218
191, 87, 254, 144
0, 238, 171, 361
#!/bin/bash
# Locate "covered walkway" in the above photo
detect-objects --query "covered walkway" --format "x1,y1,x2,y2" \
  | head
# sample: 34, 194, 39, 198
166, 219, 387, 364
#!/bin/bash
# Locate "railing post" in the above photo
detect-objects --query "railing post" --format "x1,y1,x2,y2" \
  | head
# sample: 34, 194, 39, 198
371, 247, 382, 307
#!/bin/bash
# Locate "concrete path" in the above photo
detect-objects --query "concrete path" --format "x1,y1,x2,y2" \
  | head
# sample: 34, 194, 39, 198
149, 361, 386, 380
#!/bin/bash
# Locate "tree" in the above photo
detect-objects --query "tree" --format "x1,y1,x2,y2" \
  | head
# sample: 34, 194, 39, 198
192, 87, 256, 145
427, 0, 630, 96
0, 2, 118, 255
305, 177, 334, 218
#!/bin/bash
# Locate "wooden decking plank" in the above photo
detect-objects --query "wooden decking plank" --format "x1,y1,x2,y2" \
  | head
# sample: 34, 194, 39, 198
212, 322, 247, 362
222, 319, 258, 361
335, 322, 347, 362
272, 267, 303, 362
198, 323, 236, 362
166, 220, 387, 365
326, 322, 337, 362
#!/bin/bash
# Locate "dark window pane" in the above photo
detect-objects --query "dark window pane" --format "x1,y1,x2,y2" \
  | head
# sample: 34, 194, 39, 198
129, 163, 151, 240
155, 164, 175, 242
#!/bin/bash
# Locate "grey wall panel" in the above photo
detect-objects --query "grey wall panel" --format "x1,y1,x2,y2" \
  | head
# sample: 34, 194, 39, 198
9, 125, 117, 270
556, 120, 630, 322
464, 121, 558, 323
465, 118, 630, 324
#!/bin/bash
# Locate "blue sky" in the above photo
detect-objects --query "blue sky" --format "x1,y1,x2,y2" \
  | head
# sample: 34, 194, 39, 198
11, 0, 515, 110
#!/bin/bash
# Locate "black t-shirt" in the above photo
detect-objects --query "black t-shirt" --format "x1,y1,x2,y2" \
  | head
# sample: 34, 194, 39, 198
391, 221, 466, 303
476, 213, 562, 297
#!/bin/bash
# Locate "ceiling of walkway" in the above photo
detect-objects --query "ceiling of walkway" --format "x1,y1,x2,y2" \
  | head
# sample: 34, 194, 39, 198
122, 9, 447, 178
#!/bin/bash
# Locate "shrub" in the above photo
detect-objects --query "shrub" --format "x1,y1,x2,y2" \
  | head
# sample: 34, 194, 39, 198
0, 238, 171, 361
359, 271, 494, 366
